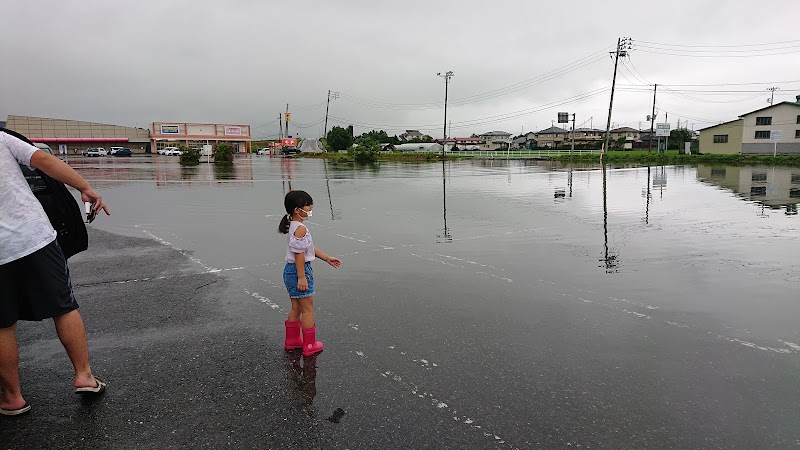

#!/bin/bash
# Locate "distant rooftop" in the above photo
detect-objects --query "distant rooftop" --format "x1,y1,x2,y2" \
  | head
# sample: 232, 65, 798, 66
538, 126, 569, 134
480, 130, 512, 137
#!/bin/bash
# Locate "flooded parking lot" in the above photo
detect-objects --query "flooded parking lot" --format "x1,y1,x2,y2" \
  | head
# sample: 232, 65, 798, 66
5, 155, 799, 448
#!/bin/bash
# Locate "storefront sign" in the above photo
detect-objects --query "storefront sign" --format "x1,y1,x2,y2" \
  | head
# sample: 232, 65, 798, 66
282, 138, 297, 147
225, 126, 242, 136
160, 124, 180, 134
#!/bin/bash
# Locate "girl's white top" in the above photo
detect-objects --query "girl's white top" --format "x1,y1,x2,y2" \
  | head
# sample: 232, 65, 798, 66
0, 133, 56, 265
285, 220, 315, 263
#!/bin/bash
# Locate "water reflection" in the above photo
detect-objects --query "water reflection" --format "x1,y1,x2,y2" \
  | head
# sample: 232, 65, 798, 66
697, 165, 800, 216
323, 160, 343, 220
600, 162, 619, 273
437, 160, 453, 243
642, 166, 652, 225
213, 163, 236, 180
284, 351, 319, 412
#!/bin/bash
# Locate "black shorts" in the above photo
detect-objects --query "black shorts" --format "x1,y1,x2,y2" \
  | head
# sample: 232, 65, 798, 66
0, 239, 79, 328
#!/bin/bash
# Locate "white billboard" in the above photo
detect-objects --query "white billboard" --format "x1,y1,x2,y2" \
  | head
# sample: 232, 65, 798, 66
655, 123, 671, 137
160, 124, 180, 134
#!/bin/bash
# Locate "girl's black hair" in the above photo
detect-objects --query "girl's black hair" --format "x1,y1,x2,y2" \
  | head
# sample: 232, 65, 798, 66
278, 190, 314, 234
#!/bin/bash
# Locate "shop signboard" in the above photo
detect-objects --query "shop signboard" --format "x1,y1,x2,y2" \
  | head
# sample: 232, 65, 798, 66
160, 124, 180, 134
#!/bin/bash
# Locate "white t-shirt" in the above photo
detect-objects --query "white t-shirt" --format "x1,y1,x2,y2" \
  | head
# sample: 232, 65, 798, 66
0, 133, 57, 265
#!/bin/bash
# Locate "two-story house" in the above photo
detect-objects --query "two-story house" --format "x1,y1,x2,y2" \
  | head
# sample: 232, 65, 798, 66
741, 97, 800, 154
536, 126, 569, 148
571, 128, 604, 146
699, 96, 800, 154
479, 131, 513, 150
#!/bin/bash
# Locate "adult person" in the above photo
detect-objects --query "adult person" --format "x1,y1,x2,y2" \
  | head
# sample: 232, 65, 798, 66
0, 131, 110, 416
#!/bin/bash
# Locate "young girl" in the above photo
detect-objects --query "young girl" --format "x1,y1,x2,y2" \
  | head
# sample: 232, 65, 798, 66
279, 190, 342, 356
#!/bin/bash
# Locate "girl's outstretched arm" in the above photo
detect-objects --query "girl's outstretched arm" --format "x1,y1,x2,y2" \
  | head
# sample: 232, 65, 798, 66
314, 246, 342, 268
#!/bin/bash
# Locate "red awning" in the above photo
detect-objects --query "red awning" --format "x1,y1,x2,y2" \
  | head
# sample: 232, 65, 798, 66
31, 137, 130, 143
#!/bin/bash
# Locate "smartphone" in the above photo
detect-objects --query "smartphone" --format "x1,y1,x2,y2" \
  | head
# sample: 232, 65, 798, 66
85, 201, 97, 223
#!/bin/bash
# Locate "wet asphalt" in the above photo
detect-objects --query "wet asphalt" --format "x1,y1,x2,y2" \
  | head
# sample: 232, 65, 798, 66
1, 226, 797, 449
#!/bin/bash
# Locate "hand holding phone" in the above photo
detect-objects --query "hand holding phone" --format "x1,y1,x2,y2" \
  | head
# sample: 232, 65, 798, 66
85, 201, 97, 223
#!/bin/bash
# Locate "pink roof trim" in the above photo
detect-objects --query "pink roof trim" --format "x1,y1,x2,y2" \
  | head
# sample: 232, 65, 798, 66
31, 137, 130, 143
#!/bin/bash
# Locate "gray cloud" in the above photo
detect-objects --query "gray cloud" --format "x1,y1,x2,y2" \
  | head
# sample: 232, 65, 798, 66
2, 0, 799, 139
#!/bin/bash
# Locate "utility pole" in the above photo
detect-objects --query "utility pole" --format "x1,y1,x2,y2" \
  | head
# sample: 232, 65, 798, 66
285, 104, 290, 139
437, 71, 454, 157
603, 37, 630, 154
648, 83, 657, 155
279, 113, 283, 140
767, 87, 779, 105
571, 113, 576, 153
323, 90, 339, 139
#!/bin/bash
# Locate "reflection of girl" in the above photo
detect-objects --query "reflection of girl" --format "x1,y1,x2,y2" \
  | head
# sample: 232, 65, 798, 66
278, 190, 341, 356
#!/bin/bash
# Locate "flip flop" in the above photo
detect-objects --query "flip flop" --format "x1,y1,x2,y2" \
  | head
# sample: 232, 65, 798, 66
75, 377, 107, 394
0, 404, 31, 416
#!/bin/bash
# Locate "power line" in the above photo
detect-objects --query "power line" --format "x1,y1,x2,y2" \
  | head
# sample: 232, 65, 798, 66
634, 48, 800, 58
635, 38, 800, 48
327, 87, 613, 132
335, 47, 612, 110
634, 43, 800, 53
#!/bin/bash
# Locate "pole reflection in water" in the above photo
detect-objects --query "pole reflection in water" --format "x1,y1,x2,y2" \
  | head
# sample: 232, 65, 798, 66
323, 160, 342, 220
554, 166, 572, 202
600, 161, 619, 273
568, 166, 573, 198
643, 165, 652, 225
437, 160, 452, 243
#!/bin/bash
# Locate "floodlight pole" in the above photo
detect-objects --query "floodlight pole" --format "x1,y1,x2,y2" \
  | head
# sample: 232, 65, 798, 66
437, 71, 454, 157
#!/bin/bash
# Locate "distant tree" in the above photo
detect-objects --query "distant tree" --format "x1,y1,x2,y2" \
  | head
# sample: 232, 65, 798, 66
668, 128, 693, 150
214, 143, 234, 163
326, 126, 353, 151
610, 137, 627, 150
179, 145, 199, 165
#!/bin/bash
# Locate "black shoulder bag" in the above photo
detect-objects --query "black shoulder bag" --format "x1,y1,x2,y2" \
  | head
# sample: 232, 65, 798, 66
1, 128, 88, 259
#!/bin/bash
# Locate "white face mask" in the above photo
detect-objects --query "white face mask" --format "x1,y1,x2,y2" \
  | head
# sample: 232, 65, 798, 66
298, 208, 312, 219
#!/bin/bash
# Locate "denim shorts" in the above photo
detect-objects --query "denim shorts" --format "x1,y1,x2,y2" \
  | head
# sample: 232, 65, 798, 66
284, 262, 314, 299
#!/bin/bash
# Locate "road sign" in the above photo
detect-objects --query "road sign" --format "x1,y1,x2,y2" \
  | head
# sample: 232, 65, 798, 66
655, 123, 670, 137
557, 112, 569, 123
770, 130, 783, 140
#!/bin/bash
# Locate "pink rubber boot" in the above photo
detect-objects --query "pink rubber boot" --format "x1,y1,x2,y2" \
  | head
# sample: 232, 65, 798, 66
302, 326, 324, 356
284, 320, 303, 350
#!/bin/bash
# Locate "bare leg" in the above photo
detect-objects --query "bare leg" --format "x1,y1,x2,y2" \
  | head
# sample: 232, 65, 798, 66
0, 325, 26, 410
288, 298, 301, 322
53, 310, 97, 388
299, 296, 315, 329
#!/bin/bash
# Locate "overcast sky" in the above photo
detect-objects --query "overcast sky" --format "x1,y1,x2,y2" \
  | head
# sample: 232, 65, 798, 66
2, 0, 799, 139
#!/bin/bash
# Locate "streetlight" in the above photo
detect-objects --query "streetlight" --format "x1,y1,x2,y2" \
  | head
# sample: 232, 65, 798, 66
437, 71, 454, 157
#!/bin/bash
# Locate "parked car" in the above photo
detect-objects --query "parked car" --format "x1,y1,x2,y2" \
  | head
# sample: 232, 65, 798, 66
33, 143, 54, 155
109, 146, 126, 155
83, 148, 105, 157
256, 148, 271, 155
162, 147, 183, 156
281, 146, 300, 156
112, 148, 132, 157
157, 147, 179, 155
